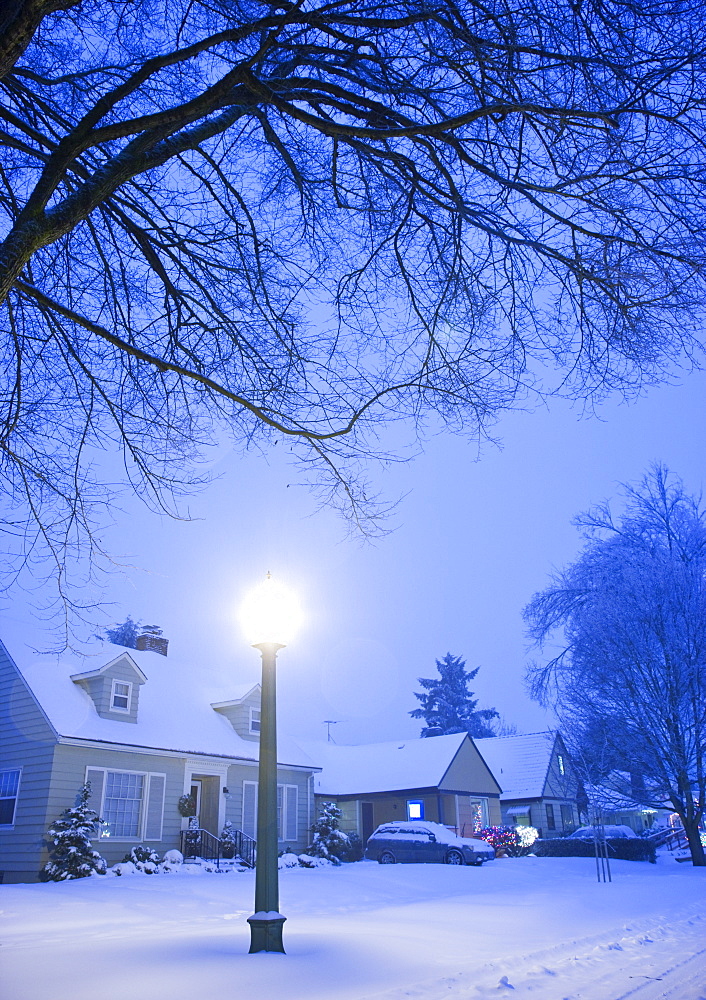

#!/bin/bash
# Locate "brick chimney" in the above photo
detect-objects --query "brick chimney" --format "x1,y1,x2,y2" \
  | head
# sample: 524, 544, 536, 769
135, 626, 168, 657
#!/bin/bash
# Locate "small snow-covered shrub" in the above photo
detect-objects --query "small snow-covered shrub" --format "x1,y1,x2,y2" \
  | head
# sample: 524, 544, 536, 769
278, 852, 301, 869
163, 849, 183, 866
40, 783, 107, 882
111, 861, 139, 877
220, 820, 237, 858
297, 854, 334, 868
122, 845, 162, 873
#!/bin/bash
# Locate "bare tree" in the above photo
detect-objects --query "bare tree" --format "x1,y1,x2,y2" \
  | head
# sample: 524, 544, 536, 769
525, 467, 706, 865
1, 2, 706, 624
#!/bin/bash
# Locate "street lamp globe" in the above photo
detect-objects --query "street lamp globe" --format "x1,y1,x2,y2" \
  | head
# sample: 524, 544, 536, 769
239, 572, 301, 648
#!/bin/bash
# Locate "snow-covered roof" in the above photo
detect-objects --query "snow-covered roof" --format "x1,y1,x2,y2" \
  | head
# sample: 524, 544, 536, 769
474, 733, 557, 800
4, 637, 318, 770
303, 733, 468, 796
585, 772, 669, 812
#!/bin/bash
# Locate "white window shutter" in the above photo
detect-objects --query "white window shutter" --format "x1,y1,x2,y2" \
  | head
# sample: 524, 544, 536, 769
144, 774, 165, 840
85, 768, 105, 839
285, 785, 298, 842
242, 781, 257, 839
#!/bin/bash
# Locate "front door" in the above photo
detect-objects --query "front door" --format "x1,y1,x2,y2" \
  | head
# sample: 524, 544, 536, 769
190, 780, 202, 824
361, 802, 374, 844
190, 775, 219, 834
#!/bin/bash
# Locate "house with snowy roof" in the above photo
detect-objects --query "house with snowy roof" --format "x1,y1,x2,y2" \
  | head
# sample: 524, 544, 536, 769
474, 732, 580, 837
583, 772, 673, 833
0, 635, 319, 883
302, 733, 503, 844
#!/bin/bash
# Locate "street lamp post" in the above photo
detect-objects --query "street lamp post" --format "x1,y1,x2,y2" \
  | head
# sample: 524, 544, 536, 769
240, 573, 300, 955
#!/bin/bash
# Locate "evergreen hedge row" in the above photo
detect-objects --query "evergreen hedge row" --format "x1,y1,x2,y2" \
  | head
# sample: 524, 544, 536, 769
533, 837, 656, 863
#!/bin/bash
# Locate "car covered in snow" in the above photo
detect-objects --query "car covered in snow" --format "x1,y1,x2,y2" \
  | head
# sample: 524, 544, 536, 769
364, 820, 495, 865
567, 824, 637, 840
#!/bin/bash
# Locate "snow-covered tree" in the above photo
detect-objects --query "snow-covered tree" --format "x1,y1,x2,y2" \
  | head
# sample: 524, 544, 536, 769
40, 783, 107, 881
104, 616, 141, 648
308, 802, 351, 865
525, 466, 706, 866
220, 820, 238, 859
410, 653, 498, 738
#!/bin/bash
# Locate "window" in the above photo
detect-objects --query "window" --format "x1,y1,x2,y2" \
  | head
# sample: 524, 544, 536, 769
249, 708, 261, 734
469, 797, 489, 832
560, 804, 574, 828
407, 800, 424, 821
0, 768, 21, 826
104, 771, 144, 837
557, 754, 565, 776
110, 679, 132, 713
546, 803, 556, 830
277, 784, 299, 841
86, 768, 165, 840
242, 780, 298, 841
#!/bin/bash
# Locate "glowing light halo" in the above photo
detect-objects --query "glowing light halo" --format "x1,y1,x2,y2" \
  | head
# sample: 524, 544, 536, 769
239, 572, 302, 647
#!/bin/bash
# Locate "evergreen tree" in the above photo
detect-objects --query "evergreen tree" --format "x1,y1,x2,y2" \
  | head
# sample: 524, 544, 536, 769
410, 653, 498, 738
40, 783, 107, 881
307, 802, 351, 865
104, 616, 141, 648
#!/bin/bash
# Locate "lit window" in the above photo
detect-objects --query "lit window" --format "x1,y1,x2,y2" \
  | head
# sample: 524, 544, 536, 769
557, 754, 565, 776
0, 769, 21, 826
469, 797, 489, 831
111, 679, 132, 712
407, 800, 424, 821
249, 708, 261, 734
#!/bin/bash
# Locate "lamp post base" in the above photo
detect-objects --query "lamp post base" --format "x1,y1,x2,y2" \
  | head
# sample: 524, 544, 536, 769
248, 912, 286, 953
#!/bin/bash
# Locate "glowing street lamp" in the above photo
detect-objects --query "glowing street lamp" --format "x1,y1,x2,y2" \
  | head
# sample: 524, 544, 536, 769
240, 573, 301, 954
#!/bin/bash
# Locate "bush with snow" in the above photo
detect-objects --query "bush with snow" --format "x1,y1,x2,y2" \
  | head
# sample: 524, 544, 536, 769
307, 802, 351, 865
121, 845, 162, 873
278, 852, 301, 869
39, 783, 107, 882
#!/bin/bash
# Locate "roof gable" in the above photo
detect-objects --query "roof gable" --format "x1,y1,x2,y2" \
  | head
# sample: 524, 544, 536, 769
475, 732, 558, 800
70, 651, 147, 685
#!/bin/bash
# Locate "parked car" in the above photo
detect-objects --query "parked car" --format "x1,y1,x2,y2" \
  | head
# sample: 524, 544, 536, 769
364, 820, 495, 865
567, 824, 637, 840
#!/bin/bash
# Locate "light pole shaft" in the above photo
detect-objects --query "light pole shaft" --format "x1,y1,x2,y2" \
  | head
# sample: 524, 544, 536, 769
248, 641, 286, 953
254, 641, 280, 915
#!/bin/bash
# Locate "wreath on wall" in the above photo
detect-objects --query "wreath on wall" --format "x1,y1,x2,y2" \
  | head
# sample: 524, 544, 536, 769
177, 793, 197, 817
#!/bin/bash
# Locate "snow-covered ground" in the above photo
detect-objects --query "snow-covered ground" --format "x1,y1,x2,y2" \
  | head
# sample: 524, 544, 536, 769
2, 856, 705, 1000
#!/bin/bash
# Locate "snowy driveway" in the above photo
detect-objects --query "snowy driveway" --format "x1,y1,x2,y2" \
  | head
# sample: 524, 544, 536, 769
1, 856, 705, 1000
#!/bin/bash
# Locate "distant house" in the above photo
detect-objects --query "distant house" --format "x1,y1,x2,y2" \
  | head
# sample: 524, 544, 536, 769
474, 732, 580, 837
304, 733, 503, 843
584, 772, 673, 833
0, 637, 319, 883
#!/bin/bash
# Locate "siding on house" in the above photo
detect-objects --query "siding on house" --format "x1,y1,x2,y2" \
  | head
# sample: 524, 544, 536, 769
0, 642, 58, 883
439, 737, 502, 797
45, 744, 186, 869
212, 685, 262, 742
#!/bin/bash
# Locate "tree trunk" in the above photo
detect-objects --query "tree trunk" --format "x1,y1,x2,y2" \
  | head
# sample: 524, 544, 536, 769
681, 815, 706, 866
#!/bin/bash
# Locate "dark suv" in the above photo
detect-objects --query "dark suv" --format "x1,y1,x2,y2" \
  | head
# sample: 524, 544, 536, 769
364, 820, 495, 865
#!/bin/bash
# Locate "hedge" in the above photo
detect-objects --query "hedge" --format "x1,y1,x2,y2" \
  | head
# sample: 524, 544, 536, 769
533, 837, 656, 863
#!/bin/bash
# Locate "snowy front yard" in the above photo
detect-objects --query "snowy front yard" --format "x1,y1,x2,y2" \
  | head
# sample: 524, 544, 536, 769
2, 856, 705, 1000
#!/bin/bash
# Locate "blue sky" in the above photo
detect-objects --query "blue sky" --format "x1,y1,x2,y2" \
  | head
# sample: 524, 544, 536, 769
3, 366, 704, 745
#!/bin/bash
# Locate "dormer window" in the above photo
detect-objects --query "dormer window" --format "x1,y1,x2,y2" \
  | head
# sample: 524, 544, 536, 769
249, 708, 261, 734
111, 679, 132, 713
